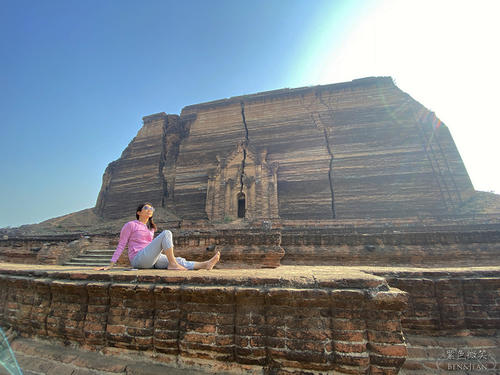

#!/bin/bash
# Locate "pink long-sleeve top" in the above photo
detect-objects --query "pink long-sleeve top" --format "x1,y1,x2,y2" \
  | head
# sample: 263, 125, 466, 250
110, 220, 155, 263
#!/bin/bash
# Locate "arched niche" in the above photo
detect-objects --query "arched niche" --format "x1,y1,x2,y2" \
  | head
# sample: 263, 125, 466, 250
237, 192, 246, 218
206, 143, 279, 221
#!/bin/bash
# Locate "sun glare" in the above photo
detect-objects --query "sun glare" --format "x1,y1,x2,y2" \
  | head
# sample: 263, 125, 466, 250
305, 0, 500, 193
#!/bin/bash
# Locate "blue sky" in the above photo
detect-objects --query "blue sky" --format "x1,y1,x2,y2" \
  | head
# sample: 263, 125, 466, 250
1, 0, 499, 227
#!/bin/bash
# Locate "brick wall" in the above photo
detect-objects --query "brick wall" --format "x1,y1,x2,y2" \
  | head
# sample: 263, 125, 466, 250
372, 270, 500, 336
281, 230, 500, 267
0, 268, 408, 374
0, 237, 79, 264
173, 229, 284, 268
1, 227, 498, 270
0, 235, 119, 265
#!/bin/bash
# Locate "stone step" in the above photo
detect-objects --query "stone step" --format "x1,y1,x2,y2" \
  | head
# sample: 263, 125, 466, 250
64, 261, 109, 267
68, 258, 110, 263
73, 254, 111, 259
65, 248, 116, 267
83, 251, 115, 256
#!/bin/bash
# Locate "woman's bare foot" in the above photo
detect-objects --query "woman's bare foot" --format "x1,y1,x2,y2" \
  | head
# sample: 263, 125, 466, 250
205, 251, 220, 270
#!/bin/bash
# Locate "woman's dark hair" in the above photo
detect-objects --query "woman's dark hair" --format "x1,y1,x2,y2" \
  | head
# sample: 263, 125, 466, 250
136, 202, 157, 231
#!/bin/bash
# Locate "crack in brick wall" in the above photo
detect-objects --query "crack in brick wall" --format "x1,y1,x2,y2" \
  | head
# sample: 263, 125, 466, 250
239, 102, 250, 195
301, 91, 337, 220
318, 92, 337, 219
159, 117, 169, 207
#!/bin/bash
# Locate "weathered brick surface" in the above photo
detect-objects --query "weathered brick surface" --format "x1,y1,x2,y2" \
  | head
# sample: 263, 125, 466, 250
170, 230, 286, 268
281, 228, 500, 267
3, 263, 499, 374
378, 270, 500, 336
107, 78, 473, 221
0, 236, 94, 264
84, 282, 110, 346
46, 280, 88, 342
0, 265, 408, 374
107, 283, 155, 350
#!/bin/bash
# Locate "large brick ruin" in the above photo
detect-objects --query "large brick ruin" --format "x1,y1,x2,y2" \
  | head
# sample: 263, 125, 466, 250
94, 77, 473, 222
1, 77, 499, 374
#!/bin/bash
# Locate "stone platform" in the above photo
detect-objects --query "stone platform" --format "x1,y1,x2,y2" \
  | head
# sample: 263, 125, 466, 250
0, 263, 409, 374
1, 263, 500, 374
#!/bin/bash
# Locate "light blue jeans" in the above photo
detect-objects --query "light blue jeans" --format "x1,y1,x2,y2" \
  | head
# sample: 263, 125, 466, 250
130, 230, 194, 270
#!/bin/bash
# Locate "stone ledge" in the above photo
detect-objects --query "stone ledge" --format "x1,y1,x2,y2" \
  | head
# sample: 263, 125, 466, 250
0, 263, 388, 290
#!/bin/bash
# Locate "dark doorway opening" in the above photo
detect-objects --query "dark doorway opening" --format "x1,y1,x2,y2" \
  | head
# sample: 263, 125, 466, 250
237, 193, 246, 218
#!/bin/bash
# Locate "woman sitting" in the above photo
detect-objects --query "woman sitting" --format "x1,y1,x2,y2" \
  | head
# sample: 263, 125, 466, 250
97, 203, 220, 270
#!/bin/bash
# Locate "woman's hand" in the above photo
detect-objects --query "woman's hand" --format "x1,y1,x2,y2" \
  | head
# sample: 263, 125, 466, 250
94, 262, 115, 271
94, 266, 112, 271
